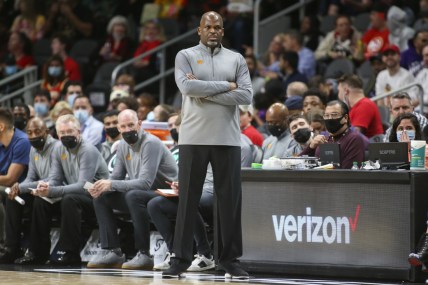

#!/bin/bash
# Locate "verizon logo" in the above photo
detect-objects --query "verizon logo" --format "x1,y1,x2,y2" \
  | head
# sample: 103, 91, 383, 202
272, 205, 360, 244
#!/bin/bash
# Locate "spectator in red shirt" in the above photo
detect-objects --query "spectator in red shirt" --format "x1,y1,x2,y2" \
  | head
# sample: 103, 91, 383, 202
133, 19, 164, 88
338, 74, 384, 141
99, 16, 134, 63
5, 31, 34, 69
51, 34, 81, 81
239, 105, 264, 147
41, 55, 68, 106
133, 20, 164, 70
361, 4, 389, 59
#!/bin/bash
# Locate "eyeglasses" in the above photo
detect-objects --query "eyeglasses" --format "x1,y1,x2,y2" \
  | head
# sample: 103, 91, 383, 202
323, 113, 342, 120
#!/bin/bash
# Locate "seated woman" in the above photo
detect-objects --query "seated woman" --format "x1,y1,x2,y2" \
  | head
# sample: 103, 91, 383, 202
2, 32, 34, 73
99, 16, 134, 63
41, 55, 68, 106
132, 20, 165, 87
10, 0, 45, 41
315, 15, 363, 63
388, 113, 422, 142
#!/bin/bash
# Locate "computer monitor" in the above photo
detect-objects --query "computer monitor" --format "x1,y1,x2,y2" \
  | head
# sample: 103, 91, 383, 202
368, 142, 409, 169
319, 143, 341, 167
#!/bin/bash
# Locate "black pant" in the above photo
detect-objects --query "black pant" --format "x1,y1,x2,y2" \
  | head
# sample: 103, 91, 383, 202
5, 193, 33, 252
29, 193, 94, 258
173, 145, 243, 265
147, 192, 213, 256
93, 190, 158, 251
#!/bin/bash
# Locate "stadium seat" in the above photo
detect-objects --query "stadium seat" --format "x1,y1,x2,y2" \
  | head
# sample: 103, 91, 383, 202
85, 82, 111, 114
353, 12, 370, 33
70, 39, 99, 64
320, 15, 336, 35
324, 58, 354, 79
32, 38, 52, 67
93, 62, 120, 86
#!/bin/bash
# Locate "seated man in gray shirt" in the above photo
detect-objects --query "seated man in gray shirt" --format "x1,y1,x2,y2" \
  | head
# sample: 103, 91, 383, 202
262, 103, 298, 159
87, 109, 178, 270
33, 114, 109, 265
0, 118, 58, 264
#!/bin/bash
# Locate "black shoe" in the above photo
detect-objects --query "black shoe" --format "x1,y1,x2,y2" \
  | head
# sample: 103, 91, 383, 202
220, 260, 249, 279
50, 252, 81, 266
409, 233, 428, 266
0, 248, 19, 264
162, 258, 190, 278
14, 250, 47, 265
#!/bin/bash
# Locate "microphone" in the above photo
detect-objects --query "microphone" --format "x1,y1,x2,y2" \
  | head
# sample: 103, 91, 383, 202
5, 187, 25, 205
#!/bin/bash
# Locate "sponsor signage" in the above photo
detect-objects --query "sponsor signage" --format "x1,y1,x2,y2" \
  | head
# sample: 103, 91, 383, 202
241, 180, 410, 269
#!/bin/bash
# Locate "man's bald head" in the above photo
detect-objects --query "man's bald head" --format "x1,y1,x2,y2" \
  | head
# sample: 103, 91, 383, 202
28, 117, 46, 129
266, 103, 289, 121
198, 11, 224, 49
26, 117, 49, 143
265, 103, 289, 136
200, 11, 223, 26
118, 109, 139, 123
287, 82, 308, 97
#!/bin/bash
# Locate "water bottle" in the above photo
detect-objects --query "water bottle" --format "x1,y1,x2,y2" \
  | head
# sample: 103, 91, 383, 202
351, 161, 359, 170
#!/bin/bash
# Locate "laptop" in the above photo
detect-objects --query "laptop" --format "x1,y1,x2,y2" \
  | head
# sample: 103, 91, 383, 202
319, 143, 341, 167
368, 142, 409, 169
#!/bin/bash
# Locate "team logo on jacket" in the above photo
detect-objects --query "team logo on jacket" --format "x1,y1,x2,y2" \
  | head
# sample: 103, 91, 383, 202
61, 153, 67, 160
34, 155, 39, 161
126, 153, 131, 160
197, 59, 203, 64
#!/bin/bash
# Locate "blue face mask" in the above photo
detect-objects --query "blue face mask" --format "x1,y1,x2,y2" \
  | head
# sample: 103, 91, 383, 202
67, 94, 78, 107
48, 66, 62, 77
146, 111, 155, 121
396, 130, 416, 141
74, 109, 89, 124
5, 65, 17, 76
34, 103, 49, 117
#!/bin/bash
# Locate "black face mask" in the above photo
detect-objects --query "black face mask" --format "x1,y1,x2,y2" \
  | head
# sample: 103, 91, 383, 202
268, 125, 286, 137
14, 117, 27, 130
294, 128, 311, 144
170, 128, 179, 142
324, 117, 346, 134
29, 136, 45, 149
122, 130, 139, 145
105, 127, 120, 139
61, 135, 79, 149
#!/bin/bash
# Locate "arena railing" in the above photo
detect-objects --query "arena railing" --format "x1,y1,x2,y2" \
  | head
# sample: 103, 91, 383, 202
370, 83, 424, 111
0, 66, 41, 107
111, 29, 197, 104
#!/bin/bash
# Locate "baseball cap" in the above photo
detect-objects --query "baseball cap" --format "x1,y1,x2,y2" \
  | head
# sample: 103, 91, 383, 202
284, 96, 303, 110
382, 44, 400, 54
239, 105, 254, 116
109, 89, 130, 102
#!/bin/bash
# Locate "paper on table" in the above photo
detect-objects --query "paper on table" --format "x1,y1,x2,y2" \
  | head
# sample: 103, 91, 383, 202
83, 181, 94, 191
29, 188, 62, 204
155, 189, 178, 197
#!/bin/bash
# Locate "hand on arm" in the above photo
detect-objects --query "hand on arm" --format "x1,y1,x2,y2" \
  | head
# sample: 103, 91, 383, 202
88, 179, 112, 199
309, 135, 327, 149
166, 181, 179, 195
33, 181, 49, 197
8, 182, 20, 200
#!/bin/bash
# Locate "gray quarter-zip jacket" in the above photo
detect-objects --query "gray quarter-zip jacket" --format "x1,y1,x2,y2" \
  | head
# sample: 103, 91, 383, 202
19, 135, 59, 193
47, 139, 109, 198
175, 42, 253, 146
110, 131, 178, 191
